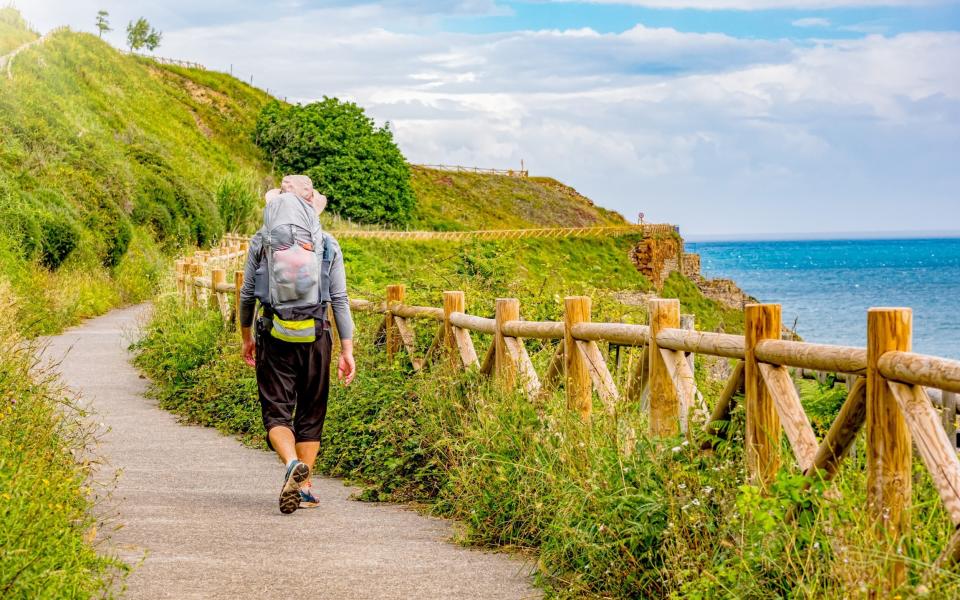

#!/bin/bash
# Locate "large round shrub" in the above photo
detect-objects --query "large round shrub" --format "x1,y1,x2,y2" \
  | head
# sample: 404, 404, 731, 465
0, 201, 42, 261
254, 98, 415, 226
38, 208, 80, 269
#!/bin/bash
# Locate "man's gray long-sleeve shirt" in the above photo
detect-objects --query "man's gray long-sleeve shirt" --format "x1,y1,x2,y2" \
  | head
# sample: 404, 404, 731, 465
238, 231, 354, 340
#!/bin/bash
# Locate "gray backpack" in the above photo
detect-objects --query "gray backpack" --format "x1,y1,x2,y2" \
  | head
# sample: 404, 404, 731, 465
257, 192, 328, 342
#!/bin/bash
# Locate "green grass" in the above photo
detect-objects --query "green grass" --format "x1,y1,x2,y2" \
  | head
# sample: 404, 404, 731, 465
0, 282, 126, 598
0, 7, 36, 55
410, 166, 628, 230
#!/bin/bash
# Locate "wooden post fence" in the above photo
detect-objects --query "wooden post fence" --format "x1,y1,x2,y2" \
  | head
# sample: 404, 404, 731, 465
867, 307, 913, 591
564, 296, 592, 421
494, 298, 520, 389
385, 284, 405, 361
167, 240, 960, 588
745, 303, 782, 487
649, 299, 681, 437
443, 291, 472, 369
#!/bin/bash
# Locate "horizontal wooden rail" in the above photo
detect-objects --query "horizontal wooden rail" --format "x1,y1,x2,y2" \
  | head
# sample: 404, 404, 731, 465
656, 329, 745, 360
449, 312, 496, 335
501, 320, 564, 340
879, 352, 960, 395
351, 299, 385, 313
571, 322, 649, 346
755, 340, 867, 375
388, 303, 444, 321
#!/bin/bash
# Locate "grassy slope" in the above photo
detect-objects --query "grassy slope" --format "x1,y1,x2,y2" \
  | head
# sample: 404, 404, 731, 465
0, 281, 125, 596
0, 23, 272, 334
410, 166, 627, 230
0, 8, 36, 55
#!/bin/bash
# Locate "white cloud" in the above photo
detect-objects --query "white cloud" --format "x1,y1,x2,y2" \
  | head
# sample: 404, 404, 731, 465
792, 17, 832, 27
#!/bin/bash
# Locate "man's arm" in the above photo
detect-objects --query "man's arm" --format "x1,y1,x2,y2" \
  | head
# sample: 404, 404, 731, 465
327, 238, 356, 385
239, 233, 262, 367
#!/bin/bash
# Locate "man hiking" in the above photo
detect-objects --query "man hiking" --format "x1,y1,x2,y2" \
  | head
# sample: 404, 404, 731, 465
238, 175, 356, 514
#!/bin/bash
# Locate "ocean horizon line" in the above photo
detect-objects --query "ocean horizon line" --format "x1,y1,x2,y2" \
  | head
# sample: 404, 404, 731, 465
685, 229, 960, 243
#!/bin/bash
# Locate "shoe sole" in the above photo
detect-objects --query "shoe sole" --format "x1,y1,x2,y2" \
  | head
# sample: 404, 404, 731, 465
279, 463, 310, 514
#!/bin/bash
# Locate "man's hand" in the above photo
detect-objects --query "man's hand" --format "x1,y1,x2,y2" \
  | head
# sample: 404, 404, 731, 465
338, 339, 356, 386
241, 327, 256, 368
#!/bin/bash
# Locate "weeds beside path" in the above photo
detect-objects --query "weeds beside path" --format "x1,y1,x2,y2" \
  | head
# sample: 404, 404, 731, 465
43, 304, 538, 599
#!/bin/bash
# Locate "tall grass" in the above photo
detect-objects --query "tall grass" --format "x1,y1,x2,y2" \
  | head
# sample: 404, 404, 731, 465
0, 282, 126, 598
133, 293, 960, 599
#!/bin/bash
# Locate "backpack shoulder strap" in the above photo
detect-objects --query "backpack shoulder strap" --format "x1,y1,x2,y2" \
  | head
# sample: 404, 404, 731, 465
319, 233, 336, 304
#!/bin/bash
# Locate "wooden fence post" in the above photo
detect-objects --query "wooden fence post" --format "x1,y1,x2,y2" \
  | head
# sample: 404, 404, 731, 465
494, 298, 520, 389
649, 299, 681, 437
867, 307, 912, 590
745, 303, 782, 487
443, 291, 465, 367
234, 271, 243, 330
385, 284, 405, 360
564, 296, 592, 421
211, 268, 226, 316
175, 260, 185, 300
190, 263, 203, 308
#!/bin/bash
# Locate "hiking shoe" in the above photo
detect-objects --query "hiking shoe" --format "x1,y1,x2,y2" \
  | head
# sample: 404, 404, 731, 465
279, 461, 310, 514
299, 485, 320, 508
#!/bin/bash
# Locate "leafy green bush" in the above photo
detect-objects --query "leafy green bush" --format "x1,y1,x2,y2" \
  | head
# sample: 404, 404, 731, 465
38, 208, 81, 269
0, 199, 42, 261
215, 171, 261, 234
254, 98, 415, 225
103, 213, 132, 268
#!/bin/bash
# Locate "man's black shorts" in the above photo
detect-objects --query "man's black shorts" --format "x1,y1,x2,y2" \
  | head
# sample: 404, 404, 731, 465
255, 319, 332, 444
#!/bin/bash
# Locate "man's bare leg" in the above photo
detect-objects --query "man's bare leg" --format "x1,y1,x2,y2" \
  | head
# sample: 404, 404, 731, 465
295, 442, 321, 471
295, 442, 321, 506
271, 427, 310, 513
268, 426, 298, 464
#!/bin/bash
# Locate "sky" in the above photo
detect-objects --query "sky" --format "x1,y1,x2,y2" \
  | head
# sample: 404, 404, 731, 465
15, 0, 960, 237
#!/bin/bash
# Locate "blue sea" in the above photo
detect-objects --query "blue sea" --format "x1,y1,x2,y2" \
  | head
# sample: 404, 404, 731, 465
686, 238, 960, 360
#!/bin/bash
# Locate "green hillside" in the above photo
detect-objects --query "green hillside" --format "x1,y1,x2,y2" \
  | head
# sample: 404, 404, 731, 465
0, 8, 36, 55
410, 166, 627, 230
0, 20, 272, 333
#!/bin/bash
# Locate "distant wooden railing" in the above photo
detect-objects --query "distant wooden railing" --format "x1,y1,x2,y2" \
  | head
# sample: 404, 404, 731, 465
130, 53, 206, 70
175, 232, 960, 591
332, 224, 676, 241
414, 163, 528, 177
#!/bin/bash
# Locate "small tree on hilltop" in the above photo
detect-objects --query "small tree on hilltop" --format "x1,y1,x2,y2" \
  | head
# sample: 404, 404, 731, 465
126, 18, 162, 52
254, 98, 416, 226
95, 10, 110, 38
145, 29, 162, 51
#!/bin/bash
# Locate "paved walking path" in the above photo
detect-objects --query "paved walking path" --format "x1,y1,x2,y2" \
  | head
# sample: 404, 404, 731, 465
43, 305, 539, 599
